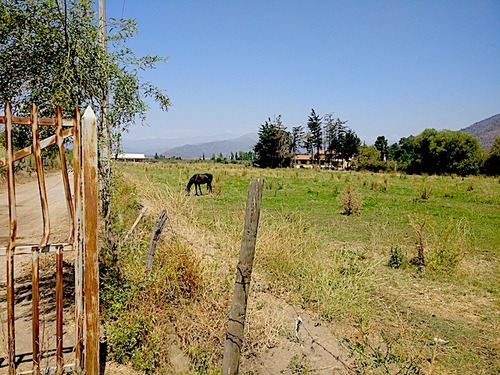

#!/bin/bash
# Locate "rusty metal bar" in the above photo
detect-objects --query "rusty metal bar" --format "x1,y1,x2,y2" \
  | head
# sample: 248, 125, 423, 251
0, 115, 74, 127
0, 243, 74, 256
32, 248, 41, 375
72, 107, 84, 370
31, 104, 51, 247
56, 246, 64, 375
82, 106, 99, 374
55, 106, 75, 243
5, 102, 17, 375
0, 127, 74, 167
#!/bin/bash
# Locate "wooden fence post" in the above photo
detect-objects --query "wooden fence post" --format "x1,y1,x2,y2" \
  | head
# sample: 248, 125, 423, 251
82, 106, 99, 374
222, 178, 264, 375
145, 209, 168, 274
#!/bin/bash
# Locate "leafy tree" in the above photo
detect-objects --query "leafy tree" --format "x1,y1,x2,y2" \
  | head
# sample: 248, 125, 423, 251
0, 0, 170, 276
355, 145, 382, 171
275, 115, 293, 166
324, 113, 347, 165
338, 129, 361, 167
0, 0, 169, 133
307, 109, 322, 164
302, 131, 313, 156
291, 125, 304, 163
411, 129, 482, 175
482, 136, 500, 176
374, 136, 388, 161
388, 136, 417, 170
254, 116, 291, 168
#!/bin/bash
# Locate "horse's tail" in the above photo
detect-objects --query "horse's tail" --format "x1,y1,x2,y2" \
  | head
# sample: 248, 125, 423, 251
206, 173, 213, 192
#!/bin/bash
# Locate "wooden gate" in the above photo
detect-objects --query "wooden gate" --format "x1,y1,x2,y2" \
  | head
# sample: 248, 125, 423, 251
0, 103, 99, 374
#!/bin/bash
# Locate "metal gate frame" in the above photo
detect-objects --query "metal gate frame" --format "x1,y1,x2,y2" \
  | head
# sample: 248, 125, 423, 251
0, 103, 99, 375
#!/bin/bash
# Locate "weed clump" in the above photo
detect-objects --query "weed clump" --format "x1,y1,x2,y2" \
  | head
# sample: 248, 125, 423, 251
408, 216, 470, 275
388, 246, 406, 269
338, 184, 362, 215
420, 183, 431, 200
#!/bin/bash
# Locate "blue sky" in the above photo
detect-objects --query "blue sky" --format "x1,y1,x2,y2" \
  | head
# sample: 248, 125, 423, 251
106, 0, 500, 146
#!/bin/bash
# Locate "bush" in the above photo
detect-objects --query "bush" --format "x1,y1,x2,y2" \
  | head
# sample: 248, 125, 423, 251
420, 183, 431, 200
427, 218, 470, 273
388, 247, 406, 269
338, 184, 362, 215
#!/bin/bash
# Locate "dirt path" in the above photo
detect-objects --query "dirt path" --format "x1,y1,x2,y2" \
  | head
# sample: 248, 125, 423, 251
0, 173, 75, 374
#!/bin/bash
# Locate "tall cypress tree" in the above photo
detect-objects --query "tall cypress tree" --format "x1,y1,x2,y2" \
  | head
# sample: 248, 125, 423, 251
307, 109, 323, 165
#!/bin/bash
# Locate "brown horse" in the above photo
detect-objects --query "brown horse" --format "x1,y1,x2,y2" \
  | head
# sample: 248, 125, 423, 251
186, 173, 213, 196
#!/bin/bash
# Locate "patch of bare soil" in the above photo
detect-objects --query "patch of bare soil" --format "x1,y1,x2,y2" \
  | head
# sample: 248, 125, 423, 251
241, 292, 350, 374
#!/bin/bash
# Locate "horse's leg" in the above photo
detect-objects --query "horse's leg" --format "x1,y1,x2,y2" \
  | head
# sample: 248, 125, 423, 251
195, 183, 199, 196
208, 182, 212, 193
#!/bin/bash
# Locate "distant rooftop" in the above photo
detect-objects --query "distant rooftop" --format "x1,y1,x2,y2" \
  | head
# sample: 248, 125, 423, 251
117, 153, 146, 160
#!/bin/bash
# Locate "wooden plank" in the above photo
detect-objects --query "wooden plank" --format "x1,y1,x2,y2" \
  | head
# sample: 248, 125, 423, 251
56, 247, 64, 374
31, 104, 51, 247
122, 206, 148, 245
72, 107, 84, 371
55, 106, 75, 243
0, 114, 73, 127
32, 248, 40, 375
5, 102, 17, 375
82, 106, 99, 374
222, 178, 264, 375
0, 127, 74, 168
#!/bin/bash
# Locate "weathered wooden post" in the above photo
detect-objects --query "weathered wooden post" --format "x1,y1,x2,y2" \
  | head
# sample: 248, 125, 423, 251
145, 209, 168, 274
5, 102, 17, 375
82, 106, 99, 374
222, 178, 264, 375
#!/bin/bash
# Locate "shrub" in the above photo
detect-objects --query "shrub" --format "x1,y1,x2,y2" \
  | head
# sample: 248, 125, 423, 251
427, 218, 470, 273
443, 187, 453, 198
388, 246, 406, 269
338, 184, 362, 216
420, 183, 431, 200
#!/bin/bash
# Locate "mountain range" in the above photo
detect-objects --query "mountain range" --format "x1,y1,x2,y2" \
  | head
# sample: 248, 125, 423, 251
161, 133, 257, 159
120, 114, 500, 159
461, 114, 500, 151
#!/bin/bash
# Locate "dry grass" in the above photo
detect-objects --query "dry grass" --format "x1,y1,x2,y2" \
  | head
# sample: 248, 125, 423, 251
108, 162, 500, 374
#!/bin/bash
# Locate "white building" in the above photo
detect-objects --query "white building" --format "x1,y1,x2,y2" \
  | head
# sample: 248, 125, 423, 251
116, 153, 146, 162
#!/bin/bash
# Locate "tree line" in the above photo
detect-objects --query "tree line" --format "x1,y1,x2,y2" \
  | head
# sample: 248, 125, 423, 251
253, 109, 361, 168
253, 109, 500, 176
358, 131, 500, 176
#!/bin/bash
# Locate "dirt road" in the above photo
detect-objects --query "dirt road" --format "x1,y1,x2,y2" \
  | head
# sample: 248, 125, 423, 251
0, 173, 75, 373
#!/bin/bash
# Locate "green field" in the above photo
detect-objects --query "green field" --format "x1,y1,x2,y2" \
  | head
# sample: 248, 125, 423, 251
109, 162, 500, 374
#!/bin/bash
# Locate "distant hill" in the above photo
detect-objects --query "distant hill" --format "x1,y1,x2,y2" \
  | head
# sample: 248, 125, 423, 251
461, 114, 500, 151
161, 133, 257, 159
